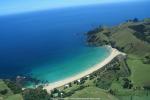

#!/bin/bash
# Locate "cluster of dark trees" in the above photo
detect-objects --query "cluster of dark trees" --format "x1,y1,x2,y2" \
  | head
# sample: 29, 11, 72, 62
143, 86, 150, 90
122, 78, 133, 89
22, 77, 90, 100
108, 78, 133, 96
4, 80, 22, 94
95, 78, 112, 90
86, 26, 107, 46
62, 85, 86, 97
0, 89, 8, 95
1, 79, 52, 100
95, 57, 131, 90
108, 89, 116, 95
129, 24, 150, 43
143, 55, 150, 64
23, 86, 51, 100
95, 66, 119, 89
1, 77, 90, 100
50, 85, 87, 98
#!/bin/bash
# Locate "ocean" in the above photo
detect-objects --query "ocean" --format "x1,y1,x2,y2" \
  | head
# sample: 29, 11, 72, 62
0, 1, 150, 86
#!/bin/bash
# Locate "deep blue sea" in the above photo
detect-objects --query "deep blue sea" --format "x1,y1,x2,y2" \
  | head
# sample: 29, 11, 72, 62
0, 1, 150, 85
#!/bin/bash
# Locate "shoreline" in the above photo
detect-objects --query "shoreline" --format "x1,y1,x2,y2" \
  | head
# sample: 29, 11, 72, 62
43, 46, 126, 92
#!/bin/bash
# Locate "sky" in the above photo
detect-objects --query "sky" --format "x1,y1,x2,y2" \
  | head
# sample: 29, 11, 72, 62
0, 0, 147, 16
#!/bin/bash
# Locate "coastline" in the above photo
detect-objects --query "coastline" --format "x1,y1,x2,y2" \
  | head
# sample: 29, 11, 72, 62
43, 46, 126, 92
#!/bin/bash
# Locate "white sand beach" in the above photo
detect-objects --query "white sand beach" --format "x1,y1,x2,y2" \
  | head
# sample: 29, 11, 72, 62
43, 46, 126, 92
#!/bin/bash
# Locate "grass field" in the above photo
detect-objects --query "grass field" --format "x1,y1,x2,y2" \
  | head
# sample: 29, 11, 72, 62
5, 94, 23, 100
84, 19, 150, 99
0, 80, 13, 99
0, 80, 23, 100
127, 54, 150, 87
118, 95, 150, 100
69, 87, 118, 100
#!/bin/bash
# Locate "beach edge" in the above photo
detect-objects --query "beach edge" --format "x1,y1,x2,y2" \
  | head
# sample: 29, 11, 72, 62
43, 46, 126, 92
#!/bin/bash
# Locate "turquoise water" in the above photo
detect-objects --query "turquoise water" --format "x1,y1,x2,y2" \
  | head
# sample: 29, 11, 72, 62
0, 1, 150, 85
30, 47, 109, 83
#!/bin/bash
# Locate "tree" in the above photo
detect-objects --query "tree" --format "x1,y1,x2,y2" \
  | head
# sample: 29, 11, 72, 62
133, 18, 139, 22
23, 87, 51, 100
0, 89, 8, 95
69, 83, 72, 87
108, 89, 115, 95
122, 78, 133, 89
4, 80, 22, 94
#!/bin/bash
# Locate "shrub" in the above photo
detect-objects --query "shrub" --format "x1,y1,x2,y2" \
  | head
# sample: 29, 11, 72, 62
23, 87, 51, 100
0, 89, 8, 95
4, 80, 22, 94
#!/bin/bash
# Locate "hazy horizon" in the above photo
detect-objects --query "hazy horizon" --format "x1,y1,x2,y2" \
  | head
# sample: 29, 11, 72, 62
0, 0, 146, 16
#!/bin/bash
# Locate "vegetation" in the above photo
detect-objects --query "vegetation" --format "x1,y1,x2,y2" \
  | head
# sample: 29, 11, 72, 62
143, 54, 150, 64
44, 18, 150, 99
4, 80, 22, 94
0, 18, 150, 100
87, 18, 150, 57
0, 80, 23, 100
129, 24, 150, 43
127, 54, 150, 87
22, 86, 51, 100
94, 58, 130, 90
5, 94, 23, 100
70, 87, 118, 100
86, 18, 150, 99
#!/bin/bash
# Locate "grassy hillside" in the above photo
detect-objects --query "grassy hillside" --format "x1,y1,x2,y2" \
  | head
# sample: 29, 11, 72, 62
48, 19, 150, 99
127, 54, 150, 87
0, 80, 23, 100
70, 87, 118, 100
86, 18, 150, 99
53, 55, 131, 99
87, 19, 150, 57
87, 19, 150, 87
5, 94, 23, 100
0, 80, 13, 99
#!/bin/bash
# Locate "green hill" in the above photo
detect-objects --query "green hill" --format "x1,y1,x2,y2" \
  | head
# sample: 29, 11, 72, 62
0, 80, 23, 100
86, 18, 150, 99
70, 87, 118, 100
87, 18, 150, 57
